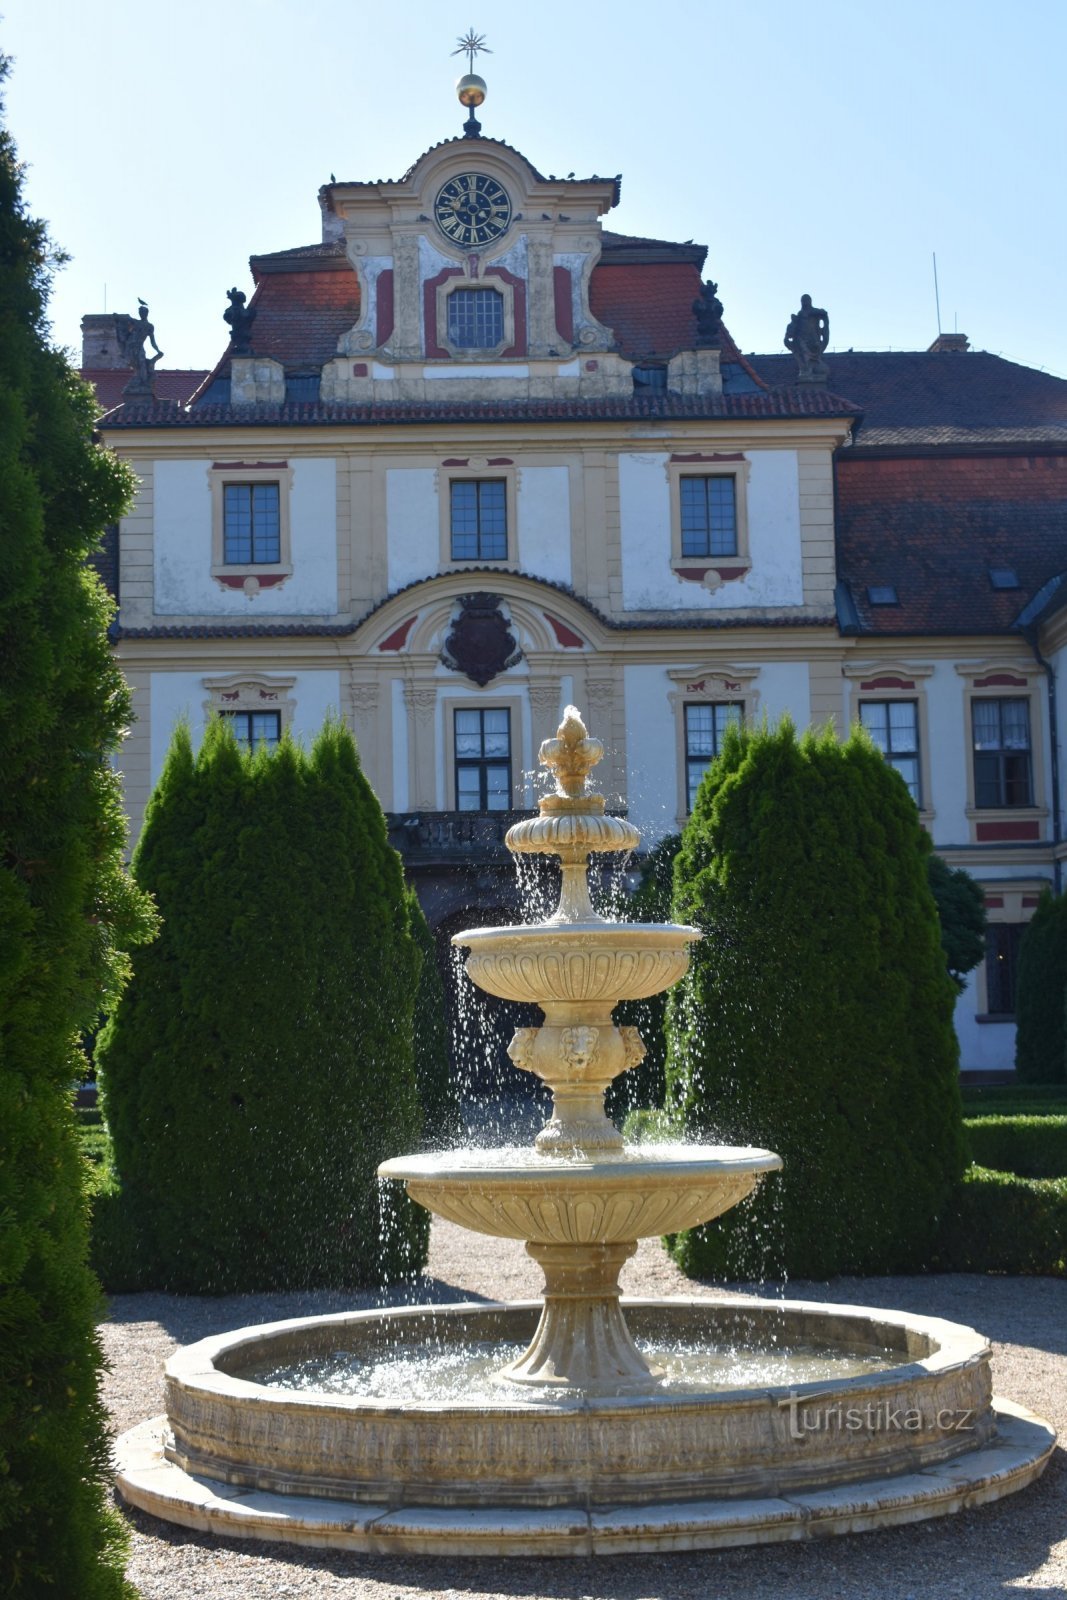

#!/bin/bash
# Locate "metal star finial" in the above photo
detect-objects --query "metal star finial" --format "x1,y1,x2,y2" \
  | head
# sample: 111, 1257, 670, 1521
452, 29, 491, 75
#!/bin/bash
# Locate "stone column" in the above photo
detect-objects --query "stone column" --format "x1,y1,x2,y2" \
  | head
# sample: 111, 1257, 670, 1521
390, 233, 422, 362
526, 237, 558, 357
528, 676, 563, 773
347, 672, 380, 790
584, 672, 619, 803
404, 682, 438, 811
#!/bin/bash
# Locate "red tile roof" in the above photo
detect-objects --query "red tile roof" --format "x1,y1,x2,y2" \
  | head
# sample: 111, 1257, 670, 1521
239, 268, 361, 368
99, 387, 857, 429
589, 260, 705, 361
836, 453, 1067, 634
83, 368, 208, 411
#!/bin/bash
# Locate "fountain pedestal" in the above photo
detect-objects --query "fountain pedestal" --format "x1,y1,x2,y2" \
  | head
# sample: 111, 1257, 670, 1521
502, 1240, 654, 1387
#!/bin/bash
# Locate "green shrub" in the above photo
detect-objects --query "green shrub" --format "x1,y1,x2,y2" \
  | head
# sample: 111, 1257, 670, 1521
1014, 890, 1067, 1084
961, 1085, 1067, 1118
936, 1166, 1067, 1275
0, 53, 156, 1595
96, 716, 428, 1292
926, 853, 986, 993
665, 720, 965, 1279
964, 1116, 1067, 1178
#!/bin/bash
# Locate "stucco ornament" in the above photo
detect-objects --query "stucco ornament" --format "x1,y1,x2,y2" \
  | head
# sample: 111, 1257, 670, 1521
440, 593, 523, 686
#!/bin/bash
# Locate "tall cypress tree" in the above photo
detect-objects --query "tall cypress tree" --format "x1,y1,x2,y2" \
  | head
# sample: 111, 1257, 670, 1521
665, 720, 965, 1278
0, 56, 155, 1598
97, 716, 429, 1291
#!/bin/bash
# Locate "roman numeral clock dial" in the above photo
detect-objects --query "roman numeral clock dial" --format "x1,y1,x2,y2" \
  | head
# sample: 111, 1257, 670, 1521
434, 173, 512, 248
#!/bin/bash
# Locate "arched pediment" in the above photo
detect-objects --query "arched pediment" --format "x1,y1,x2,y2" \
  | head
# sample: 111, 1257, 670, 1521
356, 572, 606, 660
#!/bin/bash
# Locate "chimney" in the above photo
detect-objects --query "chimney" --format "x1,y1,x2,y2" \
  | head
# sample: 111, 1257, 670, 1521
81, 313, 128, 370
927, 332, 970, 354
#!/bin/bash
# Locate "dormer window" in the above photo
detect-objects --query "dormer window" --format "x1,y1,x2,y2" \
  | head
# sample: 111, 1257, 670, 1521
448, 288, 504, 349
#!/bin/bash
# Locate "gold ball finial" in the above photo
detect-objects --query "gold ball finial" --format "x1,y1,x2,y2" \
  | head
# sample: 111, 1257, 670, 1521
456, 72, 486, 108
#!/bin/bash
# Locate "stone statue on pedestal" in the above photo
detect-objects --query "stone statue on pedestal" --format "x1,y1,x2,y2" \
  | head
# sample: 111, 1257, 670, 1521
113, 300, 163, 397
224, 288, 257, 355
692, 280, 724, 347
784, 294, 830, 382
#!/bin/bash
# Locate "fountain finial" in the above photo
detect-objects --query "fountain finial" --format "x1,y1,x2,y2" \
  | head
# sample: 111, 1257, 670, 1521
540, 706, 603, 799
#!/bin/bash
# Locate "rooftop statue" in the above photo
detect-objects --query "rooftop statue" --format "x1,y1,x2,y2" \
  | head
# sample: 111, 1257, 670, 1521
692, 279, 724, 347
784, 293, 830, 382
223, 287, 257, 355
113, 299, 163, 397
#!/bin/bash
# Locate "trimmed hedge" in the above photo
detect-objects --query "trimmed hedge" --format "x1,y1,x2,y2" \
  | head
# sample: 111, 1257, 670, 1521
665, 720, 965, 1279
96, 716, 429, 1293
964, 1116, 1067, 1178
962, 1085, 1067, 1118
936, 1166, 1067, 1275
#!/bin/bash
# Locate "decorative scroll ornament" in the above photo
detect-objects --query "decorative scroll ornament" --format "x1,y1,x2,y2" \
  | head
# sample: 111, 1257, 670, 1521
440, 593, 522, 686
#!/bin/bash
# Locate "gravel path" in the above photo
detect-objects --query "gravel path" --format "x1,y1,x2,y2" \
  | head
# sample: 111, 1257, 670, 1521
99, 1222, 1067, 1599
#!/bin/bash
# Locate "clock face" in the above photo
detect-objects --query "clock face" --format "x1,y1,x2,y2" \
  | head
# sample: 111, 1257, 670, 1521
434, 173, 512, 248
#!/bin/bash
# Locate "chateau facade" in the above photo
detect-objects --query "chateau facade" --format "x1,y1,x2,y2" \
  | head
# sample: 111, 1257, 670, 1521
89, 108, 1067, 1077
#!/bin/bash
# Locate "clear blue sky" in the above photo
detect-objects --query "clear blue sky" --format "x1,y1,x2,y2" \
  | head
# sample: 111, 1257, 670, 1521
4, 0, 1065, 379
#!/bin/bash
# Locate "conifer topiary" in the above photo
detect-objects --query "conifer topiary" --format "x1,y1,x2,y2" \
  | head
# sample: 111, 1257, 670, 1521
1014, 890, 1067, 1084
0, 54, 156, 1596
665, 720, 965, 1279
97, 716, 429, 1291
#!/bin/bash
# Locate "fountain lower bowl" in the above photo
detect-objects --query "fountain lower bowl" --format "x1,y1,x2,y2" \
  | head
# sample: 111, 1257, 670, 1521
115, 1296, 1054, 1554
377, 1145, 782, 1242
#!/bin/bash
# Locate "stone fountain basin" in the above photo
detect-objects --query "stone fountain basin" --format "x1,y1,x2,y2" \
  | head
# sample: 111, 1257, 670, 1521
153, 1297, 1010, 1513
454, 921, 700, 1005
377, 1146, 782, 1243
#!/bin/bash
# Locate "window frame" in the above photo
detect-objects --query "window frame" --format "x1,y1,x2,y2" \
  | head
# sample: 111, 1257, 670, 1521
436, 275, 515, 360
451, 705, 513, 812
201, 673, 296, 738
449, 478, 509, 562
683, 700, 743, 812
859, 698, 922, 807
975, 882, 1048, 1022
438, 460, 518, 569
210, 462, 293, 591
666, 456, 751, 586
971, 696, 1033, 809
846, 661, 935, 823
956, 661, 1047, 839
220, 708, 282, 753
668, 664, 760, 826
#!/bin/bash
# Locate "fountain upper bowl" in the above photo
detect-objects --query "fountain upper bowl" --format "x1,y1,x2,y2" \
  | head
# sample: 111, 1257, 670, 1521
453, 920, 701, 1005
378, 1144, 782, 1244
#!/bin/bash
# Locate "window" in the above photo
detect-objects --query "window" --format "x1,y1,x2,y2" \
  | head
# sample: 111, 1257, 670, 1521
973, 699, 1032, 808
867, 585, 899, 606
447, 288, 504, 350
985, 922, 1025, 1015
210, 462, 293, 589
860, 700, 920, 804
223, 482, 281, 565
684, 702, 741, 811
679, 476, 738, 559
454, 708, 511, 810
450, 479, 507, 561
222, 710, 281, 752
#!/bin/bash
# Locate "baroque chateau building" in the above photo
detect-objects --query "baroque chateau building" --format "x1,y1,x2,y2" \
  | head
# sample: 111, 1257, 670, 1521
85, 86, 1067, 1078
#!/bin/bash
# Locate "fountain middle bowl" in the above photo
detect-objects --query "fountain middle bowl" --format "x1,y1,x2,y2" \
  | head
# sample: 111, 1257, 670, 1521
377, 1144, 783, 1242
455, 920, 700, 1005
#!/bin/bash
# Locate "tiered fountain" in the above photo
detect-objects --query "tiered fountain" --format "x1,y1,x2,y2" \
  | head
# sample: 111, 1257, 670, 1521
116, 709, 1053, 1556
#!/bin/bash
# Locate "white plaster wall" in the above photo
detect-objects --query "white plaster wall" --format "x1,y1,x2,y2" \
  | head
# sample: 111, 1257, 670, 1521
758, 661, 810, 729
518, 466, 571, 586
924, 662, 970, 843
619, 451, 803, 612
153, 459, 337, 617
955, 972, 1015, 1073
623, 665, 682, 843
148, 670, 341, 785
386, 468, 438, 591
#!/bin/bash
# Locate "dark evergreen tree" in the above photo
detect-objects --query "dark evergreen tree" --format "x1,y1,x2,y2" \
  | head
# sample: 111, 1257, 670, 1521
97, 716, 429, 1291
926, 851, 987, 994
665, 720, 965, 1279
1014, 890, 1067, 1085
0, 56, 155, 1598
408, 891, 461, 1147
